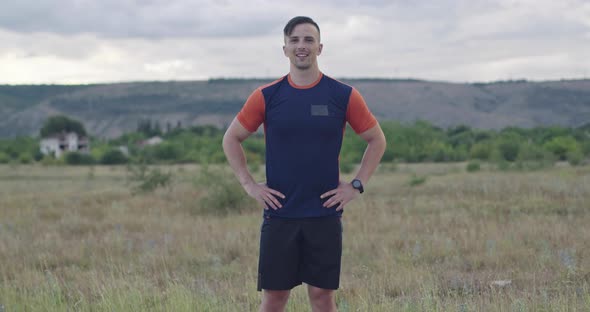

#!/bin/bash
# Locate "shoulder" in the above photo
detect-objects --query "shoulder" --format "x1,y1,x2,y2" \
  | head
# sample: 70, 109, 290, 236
258, 76, 287, 95
321, 74, 354, 95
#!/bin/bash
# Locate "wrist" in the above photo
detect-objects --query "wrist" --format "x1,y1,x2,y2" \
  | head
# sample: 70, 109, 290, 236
241, 179, 257, 190
351, 179, 364, 194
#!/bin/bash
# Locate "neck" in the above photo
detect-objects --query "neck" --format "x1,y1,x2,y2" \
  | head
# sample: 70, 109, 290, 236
289, 66, 321, 86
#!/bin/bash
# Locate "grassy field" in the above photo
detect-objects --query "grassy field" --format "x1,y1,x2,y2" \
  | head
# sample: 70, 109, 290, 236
0, 163, 589, 311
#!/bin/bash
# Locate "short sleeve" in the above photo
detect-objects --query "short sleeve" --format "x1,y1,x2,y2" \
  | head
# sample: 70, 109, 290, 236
237, 89, 265, 132
346, 88, 377, 134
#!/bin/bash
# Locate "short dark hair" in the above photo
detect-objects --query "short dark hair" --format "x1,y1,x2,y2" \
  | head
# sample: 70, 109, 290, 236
283, 16, 320, 37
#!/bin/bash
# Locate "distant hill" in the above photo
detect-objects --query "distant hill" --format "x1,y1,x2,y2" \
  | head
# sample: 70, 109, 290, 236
1, 78, 589, 138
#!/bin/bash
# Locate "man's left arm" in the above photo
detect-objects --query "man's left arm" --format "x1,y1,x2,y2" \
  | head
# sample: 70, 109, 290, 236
321, 123, 387, 210
353, 123, 387, 184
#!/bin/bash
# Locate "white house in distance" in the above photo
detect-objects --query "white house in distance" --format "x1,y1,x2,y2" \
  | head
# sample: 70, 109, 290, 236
40, 132, 90, 158
137, 136, 163, 147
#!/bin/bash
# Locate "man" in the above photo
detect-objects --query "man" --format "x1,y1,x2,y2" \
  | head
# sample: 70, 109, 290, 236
222, 16, 386, 312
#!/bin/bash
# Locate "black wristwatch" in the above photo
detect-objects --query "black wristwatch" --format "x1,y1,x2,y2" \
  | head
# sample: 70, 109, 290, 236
351, 179, 364, 194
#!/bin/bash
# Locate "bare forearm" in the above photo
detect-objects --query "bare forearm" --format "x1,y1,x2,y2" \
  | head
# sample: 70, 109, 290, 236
354, 129, 387, 184
222, 136, 256, 188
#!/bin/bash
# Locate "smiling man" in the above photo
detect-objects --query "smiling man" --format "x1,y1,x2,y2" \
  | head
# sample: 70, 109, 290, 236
223, 16, 386, 312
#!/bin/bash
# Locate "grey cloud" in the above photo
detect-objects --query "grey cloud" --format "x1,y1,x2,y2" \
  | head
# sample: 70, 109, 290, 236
1, 0, 589, 84
0, 0, 287, 38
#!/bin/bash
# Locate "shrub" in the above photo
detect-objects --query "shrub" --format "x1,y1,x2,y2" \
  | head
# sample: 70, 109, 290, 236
126, 163, 173, 193
40, 155, 59, 166
517, 143, 554, 162
466, 161, 481, 172
33, 150, 44, 162
408, 175, 427, 187
567, 150, 584, 166
514, 143, 556, 170
18, 154, 33, 164
64, 152, 96, 165
543, 136, 580, 161
0, 152, 10, 164
496, 140, 520, 162
470, 142, 493, 160
193, 164, 256, 215
101, 149, 128, 165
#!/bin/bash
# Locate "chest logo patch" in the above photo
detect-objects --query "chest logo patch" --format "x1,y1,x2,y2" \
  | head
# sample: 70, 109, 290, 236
311, 105, 329, 116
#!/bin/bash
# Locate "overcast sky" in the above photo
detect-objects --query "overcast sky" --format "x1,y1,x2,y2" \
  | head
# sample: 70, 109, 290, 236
1, 0, 589, 84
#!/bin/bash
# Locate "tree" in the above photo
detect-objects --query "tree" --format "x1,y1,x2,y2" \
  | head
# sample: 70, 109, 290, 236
137, 119, 162, 137
40, 115, 87, 137
101, 149, 129, 165
543, 136, 581, 160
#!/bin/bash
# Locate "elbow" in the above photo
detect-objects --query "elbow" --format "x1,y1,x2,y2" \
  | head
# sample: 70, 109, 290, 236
369, 130, 387, 152
379, 135, 387, 155
372, 131, 387, 159
222, 131, 233, 153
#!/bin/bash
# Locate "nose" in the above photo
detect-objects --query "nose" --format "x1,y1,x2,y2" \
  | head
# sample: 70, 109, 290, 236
296, 43, 307, 51
295, 41, 308, 50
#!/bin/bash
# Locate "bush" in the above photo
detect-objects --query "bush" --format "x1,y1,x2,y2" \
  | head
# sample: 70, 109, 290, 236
543, 136, 580, 161
567, 150, 584, 166
470, 142, 493, 160
0, 152, 10, 164
18, 154, 33, 164
101, 149, 128, 165
126, 163, 173, 194
466, 161, 481, 172
33, 150, 44, 162
40, 155, 59, 166
517, 143, 554, 162
514, 143, 556, 170
431, 142, 455, 162
64, 152, 96, 165
152, 143, 182, 161
496, 140, 520, 162
193, 165, 256, 215
408, 175, 427, 187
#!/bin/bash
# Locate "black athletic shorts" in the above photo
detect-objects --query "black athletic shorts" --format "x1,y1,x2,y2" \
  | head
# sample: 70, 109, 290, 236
257, 215, 343, 291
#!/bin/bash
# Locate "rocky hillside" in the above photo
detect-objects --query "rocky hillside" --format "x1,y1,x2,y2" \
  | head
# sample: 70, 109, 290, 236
1, 78, 589, 138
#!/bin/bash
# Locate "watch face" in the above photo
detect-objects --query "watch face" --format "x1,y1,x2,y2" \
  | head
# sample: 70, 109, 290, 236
352, 180, 361, 188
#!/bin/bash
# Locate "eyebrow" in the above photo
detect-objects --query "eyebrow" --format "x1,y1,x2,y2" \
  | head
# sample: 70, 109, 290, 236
288, 35, 316, 40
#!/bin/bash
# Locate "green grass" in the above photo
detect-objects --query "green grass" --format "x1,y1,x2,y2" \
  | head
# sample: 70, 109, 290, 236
0, 163, 589, 311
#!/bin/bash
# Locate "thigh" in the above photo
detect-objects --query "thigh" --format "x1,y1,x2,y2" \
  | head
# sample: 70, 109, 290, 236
258, 217, 302, 291
299, 217, 343, 290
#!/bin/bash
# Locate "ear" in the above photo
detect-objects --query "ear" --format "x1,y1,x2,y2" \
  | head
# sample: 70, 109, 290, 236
317, 43, 323, 56
283, 45, 287, 57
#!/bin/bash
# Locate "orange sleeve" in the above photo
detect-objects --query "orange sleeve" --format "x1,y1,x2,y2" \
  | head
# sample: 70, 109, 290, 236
237, 88, 265, 132
346, 88, 377, 134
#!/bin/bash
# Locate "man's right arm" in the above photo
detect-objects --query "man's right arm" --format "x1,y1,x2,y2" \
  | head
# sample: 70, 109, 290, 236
222, 118, 285, 210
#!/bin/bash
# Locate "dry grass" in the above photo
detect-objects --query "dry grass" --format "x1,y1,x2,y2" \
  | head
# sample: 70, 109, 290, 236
1, 163, 589, 311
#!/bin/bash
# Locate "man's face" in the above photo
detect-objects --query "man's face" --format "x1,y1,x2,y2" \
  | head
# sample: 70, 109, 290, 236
283, 23, 323, 71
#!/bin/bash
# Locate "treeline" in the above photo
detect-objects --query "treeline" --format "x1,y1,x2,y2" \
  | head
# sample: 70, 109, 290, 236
1, 120, 589, 167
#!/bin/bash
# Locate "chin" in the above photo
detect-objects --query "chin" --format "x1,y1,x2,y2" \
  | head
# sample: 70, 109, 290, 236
294, 62, 312, 70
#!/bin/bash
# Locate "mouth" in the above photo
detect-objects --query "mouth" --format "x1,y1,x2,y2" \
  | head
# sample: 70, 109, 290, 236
295, 52, 309, 58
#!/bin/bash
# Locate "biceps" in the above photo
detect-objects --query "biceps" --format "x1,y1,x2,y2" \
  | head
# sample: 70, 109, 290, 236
224, 118, 253, 143
358, 124, 385, 143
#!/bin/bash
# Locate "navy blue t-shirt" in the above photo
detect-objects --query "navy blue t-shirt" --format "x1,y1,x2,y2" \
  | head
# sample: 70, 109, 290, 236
237, 73, 376, 218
